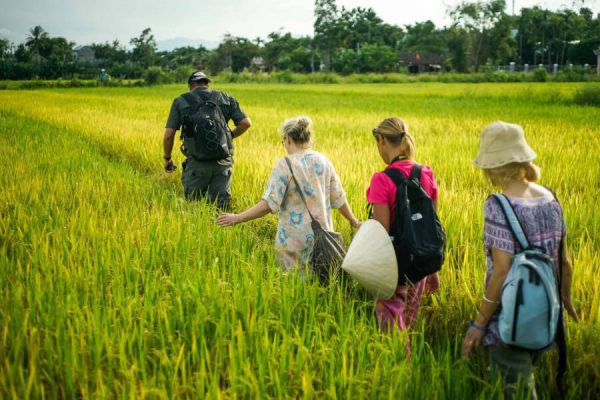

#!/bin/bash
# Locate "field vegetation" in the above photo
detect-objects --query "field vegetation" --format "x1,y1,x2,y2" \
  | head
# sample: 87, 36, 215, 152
0, 82, 599, 398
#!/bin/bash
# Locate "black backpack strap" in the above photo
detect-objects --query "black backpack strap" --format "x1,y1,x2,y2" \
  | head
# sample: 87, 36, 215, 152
383, 168, 407, 238
545, 187, 568, 394
207, 90, 222, 105
383, 167, 406, 186
409, 163, 422, 182
370, 167, 408, 219
181, 92, 199, 107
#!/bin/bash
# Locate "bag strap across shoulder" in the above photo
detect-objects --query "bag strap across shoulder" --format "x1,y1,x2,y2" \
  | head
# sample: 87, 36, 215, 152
383, 167, 406, 186
284, 157, 317, 224
182, 90, 221, 106
409, 163, 422, 182
384, 163, 422, 186
544, 187, 568, 392
492, 194, 531, 250
181, 92, 199, 107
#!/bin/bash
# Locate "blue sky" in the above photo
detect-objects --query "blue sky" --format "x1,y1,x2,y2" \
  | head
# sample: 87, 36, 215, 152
1, 0, 598, 48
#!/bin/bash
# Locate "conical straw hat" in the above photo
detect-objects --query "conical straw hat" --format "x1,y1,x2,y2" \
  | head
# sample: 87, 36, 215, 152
342, 219, 398, 300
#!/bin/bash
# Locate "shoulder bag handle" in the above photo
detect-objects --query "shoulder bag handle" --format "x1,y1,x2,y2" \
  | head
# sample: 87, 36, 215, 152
491, 194, 531, 250
284, 157, 316, 223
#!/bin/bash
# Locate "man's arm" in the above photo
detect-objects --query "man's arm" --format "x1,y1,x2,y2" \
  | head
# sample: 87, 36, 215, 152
232, 117, 252, 139
163, 128, 176, 171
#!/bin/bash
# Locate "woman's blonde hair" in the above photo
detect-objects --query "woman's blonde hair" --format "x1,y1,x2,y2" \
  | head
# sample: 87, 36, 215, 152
483, 161, 541, 187
281, 115, 312, 145
375, 117, 416, 160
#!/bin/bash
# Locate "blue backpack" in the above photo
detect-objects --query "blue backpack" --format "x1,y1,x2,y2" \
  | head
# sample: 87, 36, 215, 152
493, 194, 561, 350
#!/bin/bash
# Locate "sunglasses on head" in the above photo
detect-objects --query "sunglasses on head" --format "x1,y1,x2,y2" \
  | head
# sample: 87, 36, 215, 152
372, 128, 406, 140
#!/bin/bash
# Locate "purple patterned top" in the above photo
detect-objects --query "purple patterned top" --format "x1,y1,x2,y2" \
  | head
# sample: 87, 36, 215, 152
481, 191, 566, 346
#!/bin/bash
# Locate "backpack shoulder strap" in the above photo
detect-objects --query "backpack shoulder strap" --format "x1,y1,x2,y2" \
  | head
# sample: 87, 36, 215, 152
383, 167, 406, 186
212, 90, 231, 105
181, 92, 199, 106
208, 90, 222, 104
542, 186, 568, 390
409, 163, 422, 182
492, 194, 531, 250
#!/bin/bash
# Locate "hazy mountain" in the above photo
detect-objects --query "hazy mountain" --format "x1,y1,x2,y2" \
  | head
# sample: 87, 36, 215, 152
156, 37, 219, 51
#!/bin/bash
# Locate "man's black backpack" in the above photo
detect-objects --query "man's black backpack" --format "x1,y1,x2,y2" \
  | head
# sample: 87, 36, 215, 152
180, 91, 233, 161
384, 164, 445, 285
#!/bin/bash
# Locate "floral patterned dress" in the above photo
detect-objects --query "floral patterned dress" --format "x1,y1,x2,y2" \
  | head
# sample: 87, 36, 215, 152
261, 150, 347, 270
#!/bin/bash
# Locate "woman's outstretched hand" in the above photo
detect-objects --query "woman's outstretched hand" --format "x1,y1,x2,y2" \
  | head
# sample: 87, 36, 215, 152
216, 213, 239, 227
462, 325, 485, 359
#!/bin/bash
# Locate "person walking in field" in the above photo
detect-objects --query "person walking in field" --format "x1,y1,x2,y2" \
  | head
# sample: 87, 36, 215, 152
216, 115, 360, 271
366, 117, 441, 354
462, 121, 578, 398
162, 71, 252, 209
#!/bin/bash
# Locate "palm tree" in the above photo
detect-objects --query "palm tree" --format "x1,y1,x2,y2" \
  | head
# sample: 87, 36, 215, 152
26, 26, 49, 58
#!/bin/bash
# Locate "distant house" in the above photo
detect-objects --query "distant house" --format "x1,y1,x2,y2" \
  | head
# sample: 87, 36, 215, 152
250, 56, 265, 73
73, 46, 96, 64
398, 52, 446, 73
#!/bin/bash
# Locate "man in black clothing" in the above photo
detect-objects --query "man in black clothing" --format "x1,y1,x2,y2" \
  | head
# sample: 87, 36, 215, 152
162, 71, 252, 208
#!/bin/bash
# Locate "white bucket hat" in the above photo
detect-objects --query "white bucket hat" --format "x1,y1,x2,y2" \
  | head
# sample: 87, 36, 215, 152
342, 219, 398, 300
473, 121, 537, 169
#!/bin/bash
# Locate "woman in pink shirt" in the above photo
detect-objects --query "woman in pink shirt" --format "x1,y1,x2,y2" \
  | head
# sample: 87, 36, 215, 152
367, 117, 440, 354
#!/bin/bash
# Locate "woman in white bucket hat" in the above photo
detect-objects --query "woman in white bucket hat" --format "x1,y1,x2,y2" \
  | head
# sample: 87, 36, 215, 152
463, 121, 578, 398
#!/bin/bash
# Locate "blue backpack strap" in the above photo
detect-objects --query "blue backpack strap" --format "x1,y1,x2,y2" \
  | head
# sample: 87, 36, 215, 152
492, 194, 531, 250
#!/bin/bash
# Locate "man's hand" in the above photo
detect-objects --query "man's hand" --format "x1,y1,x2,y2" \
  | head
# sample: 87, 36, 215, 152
164, 158, 177, 172
163, 128, 176, 171
563, 296, 579, 321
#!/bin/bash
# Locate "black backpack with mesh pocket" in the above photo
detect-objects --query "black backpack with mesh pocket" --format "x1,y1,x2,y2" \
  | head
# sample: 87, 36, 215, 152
384, 164, 445, 285
180, 91, 233, 161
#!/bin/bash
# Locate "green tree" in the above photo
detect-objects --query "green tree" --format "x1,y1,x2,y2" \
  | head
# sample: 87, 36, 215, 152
0, 38, 12, 59
450, 0, 507, 71
445, 26, 469, 72
360, 43, 397, 72
14, 44, 31, 63
314, 0, 342, 71
25, 26, 49, 55
91, 40, 128, 66
130, 28, 157, 68
403, 21, 446, 54
264, 32, 312, 72
45, 37, 75, 78
331, 48, 359, 74
212, 34, 261, 73
157, 45, 208, 71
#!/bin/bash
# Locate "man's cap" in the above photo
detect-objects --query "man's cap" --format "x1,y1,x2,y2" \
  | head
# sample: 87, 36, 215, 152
342, 219, 398, 300
188, 71, 211, 84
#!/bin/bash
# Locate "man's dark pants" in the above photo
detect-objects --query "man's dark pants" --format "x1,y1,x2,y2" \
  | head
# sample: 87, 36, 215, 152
181, 158, 232, 209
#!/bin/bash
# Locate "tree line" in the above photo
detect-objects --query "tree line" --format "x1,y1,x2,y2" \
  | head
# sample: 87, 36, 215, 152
1, 0, 599, 81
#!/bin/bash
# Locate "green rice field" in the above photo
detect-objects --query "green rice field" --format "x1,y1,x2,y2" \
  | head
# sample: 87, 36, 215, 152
0, 82, 599, 399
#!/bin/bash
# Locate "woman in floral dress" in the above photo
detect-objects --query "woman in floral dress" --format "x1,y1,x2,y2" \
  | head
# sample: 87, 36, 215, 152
217, 116, 360, 270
